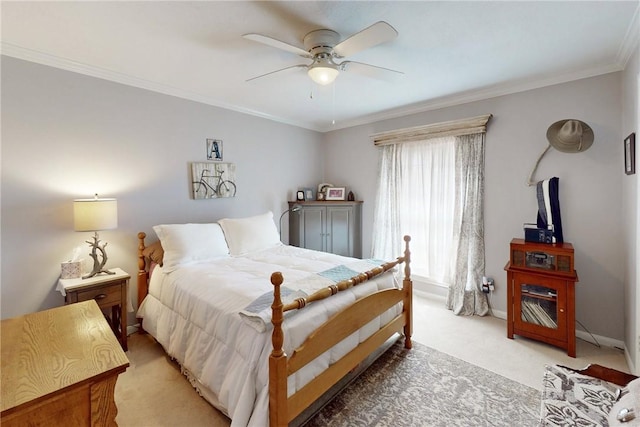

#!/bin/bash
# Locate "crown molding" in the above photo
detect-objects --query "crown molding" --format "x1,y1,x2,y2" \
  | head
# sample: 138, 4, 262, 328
0, 42, 321, 132
324, 63, 624, 133
0, 42, 628, 135
616, 2, 640, 69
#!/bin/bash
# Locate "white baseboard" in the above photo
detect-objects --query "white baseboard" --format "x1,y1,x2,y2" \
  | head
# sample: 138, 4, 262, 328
490, 308, 507, 320
412, 278, 448, 298
127, 324, 140, 336
575, 330, 625, 350
415, 282, 627, 352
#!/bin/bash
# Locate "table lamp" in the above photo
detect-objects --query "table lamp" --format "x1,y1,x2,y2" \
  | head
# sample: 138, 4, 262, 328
74, 194, 118, 279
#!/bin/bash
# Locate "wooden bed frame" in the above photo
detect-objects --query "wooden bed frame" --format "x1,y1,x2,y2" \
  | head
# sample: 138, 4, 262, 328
137, 232, 413, 427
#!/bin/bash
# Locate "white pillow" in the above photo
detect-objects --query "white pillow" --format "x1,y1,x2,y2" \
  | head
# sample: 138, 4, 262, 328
218, 211, 281, 256
152, 223, 229, 272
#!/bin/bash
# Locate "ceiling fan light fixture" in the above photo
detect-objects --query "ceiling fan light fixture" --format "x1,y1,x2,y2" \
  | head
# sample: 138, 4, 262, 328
308, 66, 339, 85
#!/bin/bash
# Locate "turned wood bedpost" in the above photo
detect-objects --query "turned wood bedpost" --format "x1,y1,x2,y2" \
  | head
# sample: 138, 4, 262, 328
269, 272, 288, 427
137, 232, 149, 330
403, 235, 413, 349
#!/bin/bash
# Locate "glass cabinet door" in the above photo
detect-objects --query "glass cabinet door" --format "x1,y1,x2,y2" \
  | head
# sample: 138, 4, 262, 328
520, 284, 558, 329
513, 272, 567, 341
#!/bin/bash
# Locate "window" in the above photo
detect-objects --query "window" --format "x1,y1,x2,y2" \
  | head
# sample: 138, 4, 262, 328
371, 137, 456, 285
371, 114, 492, 315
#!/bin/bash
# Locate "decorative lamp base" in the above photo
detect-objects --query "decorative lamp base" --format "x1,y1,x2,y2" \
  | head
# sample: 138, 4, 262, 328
82, 231, 115, 280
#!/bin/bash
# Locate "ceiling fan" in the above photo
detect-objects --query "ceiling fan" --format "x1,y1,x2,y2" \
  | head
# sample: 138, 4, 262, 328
243, 21, 403, 86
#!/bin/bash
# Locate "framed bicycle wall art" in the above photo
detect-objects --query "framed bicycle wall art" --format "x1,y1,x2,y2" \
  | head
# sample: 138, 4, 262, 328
191, 162, 237, 199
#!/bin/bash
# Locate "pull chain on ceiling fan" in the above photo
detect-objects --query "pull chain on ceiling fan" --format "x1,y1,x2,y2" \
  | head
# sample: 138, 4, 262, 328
243, 21, 403, 85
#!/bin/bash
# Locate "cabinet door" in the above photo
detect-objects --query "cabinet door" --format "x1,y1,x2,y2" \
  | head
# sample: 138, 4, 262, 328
512, 272, 567, 342
301, 206, 326, 252
326, 206, 353, 257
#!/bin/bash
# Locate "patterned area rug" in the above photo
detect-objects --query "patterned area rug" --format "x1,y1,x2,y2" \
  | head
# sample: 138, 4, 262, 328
306, 340, 541, 427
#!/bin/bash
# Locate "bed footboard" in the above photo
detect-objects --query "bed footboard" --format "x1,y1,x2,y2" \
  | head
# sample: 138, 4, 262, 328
269, 236, 412, 427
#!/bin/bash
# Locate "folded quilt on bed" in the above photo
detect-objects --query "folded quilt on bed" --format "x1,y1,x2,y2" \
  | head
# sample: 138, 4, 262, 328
240, 259, 388, 332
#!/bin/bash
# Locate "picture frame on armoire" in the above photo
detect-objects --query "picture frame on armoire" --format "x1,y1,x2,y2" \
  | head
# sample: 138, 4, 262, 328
326, 187, 346, 201
304, 188, 314, 201
624, 132, 635, 175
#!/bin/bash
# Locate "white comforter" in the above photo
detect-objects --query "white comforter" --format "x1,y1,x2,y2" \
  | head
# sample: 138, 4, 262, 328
137, 244, 400, 427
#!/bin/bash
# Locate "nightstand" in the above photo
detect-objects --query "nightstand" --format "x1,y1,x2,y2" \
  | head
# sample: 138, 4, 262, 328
57, 268, 130, 351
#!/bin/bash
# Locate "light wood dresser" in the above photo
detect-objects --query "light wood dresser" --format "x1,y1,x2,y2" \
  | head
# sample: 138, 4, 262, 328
1, 300, 130, 426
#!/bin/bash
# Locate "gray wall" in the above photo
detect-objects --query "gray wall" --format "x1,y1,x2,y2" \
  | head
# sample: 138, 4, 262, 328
1, 56, 324, 319
1, 55, 637, 355
621, 45, 639, 373
324, 72, 626, 342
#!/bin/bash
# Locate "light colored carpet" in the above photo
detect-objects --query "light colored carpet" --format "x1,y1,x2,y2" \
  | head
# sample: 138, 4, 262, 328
114, 292, 630, 426
411, 292, 629, 391
115, 332, 229, 426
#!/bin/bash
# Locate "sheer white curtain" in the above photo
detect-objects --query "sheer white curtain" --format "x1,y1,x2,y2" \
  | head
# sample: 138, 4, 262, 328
371, 125, 489, 316
371, 136, 457, 285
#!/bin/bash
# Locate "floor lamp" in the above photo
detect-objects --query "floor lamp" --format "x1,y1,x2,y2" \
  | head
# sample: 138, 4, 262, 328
279, 205, 301, 242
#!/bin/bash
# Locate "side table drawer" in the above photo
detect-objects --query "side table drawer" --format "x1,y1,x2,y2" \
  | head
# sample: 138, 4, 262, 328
76, 283, 122, 308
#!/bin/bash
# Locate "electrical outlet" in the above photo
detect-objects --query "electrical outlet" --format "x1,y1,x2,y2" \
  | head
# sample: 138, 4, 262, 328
481, 276, 491, 293
483, 277, 495, 292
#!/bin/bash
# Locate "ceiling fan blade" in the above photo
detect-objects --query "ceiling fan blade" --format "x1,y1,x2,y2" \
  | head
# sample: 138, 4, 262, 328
246, 64, 308, 82
333, 21, 398, 58
340, 61, 404, 81
243, 33, 311, 58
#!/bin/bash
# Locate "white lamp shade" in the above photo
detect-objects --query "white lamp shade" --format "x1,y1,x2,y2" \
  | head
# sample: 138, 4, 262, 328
73, 198, 118, 231
308, 66, 339, 85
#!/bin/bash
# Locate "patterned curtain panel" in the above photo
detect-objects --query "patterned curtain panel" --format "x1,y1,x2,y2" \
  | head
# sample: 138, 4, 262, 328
446, 133, 489, 316
371, 144, 402, 263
